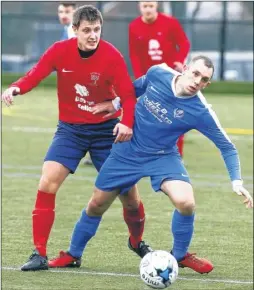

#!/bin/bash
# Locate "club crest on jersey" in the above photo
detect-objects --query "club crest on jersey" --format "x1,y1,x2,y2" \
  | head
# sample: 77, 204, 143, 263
90, 72, 100, 86
174, 108, 184, 118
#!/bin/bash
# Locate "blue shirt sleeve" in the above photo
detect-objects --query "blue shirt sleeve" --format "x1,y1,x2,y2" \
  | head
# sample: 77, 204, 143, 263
196, 109, 241, 181
133, 75, 148, 98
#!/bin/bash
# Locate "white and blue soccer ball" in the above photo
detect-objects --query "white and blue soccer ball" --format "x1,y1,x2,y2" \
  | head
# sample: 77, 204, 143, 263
139, 250, 178, 289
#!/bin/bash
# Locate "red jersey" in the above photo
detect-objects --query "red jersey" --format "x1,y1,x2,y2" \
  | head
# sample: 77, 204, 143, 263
129, 13, 190, 78
11, 38, 136, 128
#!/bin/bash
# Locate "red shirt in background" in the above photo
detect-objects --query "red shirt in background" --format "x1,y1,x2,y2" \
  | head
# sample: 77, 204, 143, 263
129, 13, 190, 78
12, 38, 136, 128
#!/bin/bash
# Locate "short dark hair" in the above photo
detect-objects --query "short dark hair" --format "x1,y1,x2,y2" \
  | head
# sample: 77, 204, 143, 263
191, 55, 214, 78
72, 5, 103, 28
59, 2, 76, 9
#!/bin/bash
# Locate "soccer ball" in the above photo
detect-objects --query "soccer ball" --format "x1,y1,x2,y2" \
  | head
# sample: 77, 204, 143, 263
139, 250, 178, 289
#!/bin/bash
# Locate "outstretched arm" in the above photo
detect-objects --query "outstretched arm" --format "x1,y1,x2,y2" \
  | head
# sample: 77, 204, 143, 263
2, 43, 58, 106
196, 109, 253, 208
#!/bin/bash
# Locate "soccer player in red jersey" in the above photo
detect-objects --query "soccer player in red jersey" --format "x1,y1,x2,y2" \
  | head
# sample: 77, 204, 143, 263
2, 5, 151, 271
129, 2, 190, 156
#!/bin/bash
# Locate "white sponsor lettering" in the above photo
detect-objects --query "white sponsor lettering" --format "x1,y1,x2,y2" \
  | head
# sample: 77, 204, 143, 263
143, 95, 172, 124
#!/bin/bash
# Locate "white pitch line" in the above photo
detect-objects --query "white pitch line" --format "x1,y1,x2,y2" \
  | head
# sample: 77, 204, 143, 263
1, 266, 253, 285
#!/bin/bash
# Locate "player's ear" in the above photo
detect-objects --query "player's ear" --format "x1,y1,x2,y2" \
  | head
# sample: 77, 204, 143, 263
204, 81, 211, 89
72, 25, 78, 35
182, 64, 188, 73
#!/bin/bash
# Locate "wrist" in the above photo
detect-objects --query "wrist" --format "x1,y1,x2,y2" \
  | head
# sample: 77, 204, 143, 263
112, 97, 121, 111
232, 180, 243, 187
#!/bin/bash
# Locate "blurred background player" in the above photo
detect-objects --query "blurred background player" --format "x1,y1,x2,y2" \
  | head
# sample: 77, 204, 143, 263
58, 2, 76, 40
58, 2, 93, 166
2, 5, 149, 271
129, 1, 190, 156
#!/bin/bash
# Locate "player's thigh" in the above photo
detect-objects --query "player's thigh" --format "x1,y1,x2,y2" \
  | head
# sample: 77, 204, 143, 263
118, 185, 141, 210
95, 153, 143, 195
44, 127, 87, 174
149, 153, 190, 192
89, 119, 119, 172
161, 180, 195, 213
38, 161, 70, 193
149, 154, 195, 212
89, 145, 111, 172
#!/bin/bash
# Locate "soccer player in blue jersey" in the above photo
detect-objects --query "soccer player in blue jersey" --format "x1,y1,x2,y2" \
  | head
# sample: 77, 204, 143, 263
50, 55, 253, 274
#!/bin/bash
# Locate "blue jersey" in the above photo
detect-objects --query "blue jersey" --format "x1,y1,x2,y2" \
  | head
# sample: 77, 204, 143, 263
114, 63, 241, 181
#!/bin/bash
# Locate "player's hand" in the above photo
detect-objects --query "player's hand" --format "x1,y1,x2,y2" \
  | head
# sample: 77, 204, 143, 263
113, 123, 133, 143
1, 86, 20, 107
232, 180, 253, 209
91, 100, 118, 118
173, 62, 184, 73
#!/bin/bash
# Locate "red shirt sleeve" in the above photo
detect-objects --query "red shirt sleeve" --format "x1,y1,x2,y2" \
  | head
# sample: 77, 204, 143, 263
11, 43, 59, 94
110, 52, 136, 129
129, 23, 144, 79
170, 17, 190, 64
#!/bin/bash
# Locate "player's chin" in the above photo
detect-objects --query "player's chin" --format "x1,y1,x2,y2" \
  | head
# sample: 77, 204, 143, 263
186, 87, 197, 95
87, 42, 98, 50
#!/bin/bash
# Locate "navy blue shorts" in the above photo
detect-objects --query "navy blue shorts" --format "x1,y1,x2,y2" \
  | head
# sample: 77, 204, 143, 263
44, 119, 119, 173
95, 141, 190, 194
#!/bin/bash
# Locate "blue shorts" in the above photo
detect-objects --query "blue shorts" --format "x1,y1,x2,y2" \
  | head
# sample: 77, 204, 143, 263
44, 119, 119, 173
95, 141, 191, 194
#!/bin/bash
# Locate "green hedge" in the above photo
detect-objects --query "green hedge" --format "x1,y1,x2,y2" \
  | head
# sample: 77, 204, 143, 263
2, 73, 253, 95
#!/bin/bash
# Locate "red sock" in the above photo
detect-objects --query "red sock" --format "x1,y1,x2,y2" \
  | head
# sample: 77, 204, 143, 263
32, 190, 56, 257
177, 135, 184, 157
123, 202, 145, 248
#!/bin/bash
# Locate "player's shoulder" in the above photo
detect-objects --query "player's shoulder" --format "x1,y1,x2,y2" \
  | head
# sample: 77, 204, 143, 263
129, 16, 142, 28
196, 91, 216, 118
159, 13, 180, 24
148, 63, 180, 78
197, 91, 210, 108
50, 38, 76, 51
99, 39, 124, 58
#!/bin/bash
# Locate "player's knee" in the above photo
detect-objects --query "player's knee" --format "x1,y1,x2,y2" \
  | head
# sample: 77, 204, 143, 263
176, 199, 195, 215
87, 198, 106, 216
38, 174, 61, 193
120, 196, 141, 211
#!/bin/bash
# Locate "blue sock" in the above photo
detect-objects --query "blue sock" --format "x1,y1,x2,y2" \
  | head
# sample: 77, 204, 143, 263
171, 209, 195, 261
68, 210, 101, 258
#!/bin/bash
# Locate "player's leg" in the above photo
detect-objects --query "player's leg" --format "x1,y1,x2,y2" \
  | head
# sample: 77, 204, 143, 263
49, 148, 144, 267
161, 180, 213, 273
176, 134, 184, 157
149, 154, 213, 274
160, 180, 195, 260
118, 185, 152, 258
90, 120, 148, 254
21, 122, 87, 271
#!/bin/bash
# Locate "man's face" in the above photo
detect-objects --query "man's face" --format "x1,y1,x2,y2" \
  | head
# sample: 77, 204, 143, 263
181, 59, 213, 95
73, 20, 102, 51
58, 5, 75, 25
139, 2, 158, 22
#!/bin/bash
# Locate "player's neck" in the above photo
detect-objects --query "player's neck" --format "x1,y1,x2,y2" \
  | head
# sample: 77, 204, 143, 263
141, 13, 158, 24
174, 76, 187, 97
